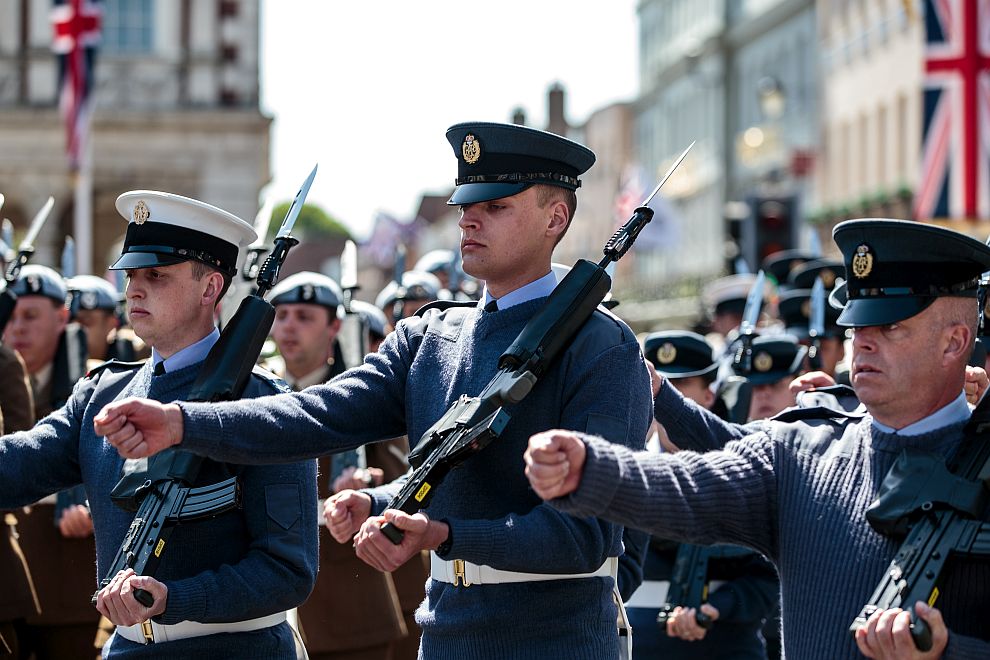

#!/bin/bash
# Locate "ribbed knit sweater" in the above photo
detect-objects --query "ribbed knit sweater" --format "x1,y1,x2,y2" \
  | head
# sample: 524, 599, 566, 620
552, 392, 990, 659
0, 361, 318, 659
175, 299, 654, 660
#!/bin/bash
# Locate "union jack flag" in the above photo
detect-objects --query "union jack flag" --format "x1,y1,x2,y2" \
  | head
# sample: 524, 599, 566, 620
916, 0, 990, 221
51, 0, 102, 171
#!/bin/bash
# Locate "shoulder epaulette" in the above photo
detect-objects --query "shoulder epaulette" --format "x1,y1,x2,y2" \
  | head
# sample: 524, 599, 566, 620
773, 384, 866, 423
251, 363, 291, 393
85, 358, 146, 379
414, 299, 479, 317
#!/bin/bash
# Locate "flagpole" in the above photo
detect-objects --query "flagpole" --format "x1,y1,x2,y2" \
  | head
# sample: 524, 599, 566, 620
73, 124, 93, 276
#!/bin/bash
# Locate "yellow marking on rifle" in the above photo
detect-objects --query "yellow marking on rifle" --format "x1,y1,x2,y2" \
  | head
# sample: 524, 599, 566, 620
928, 587, 939, 607
154, 539, 165, 558
415, 483, 432, 502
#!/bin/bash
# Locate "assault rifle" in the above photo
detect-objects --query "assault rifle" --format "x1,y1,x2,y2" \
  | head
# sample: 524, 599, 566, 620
657, 544, 715, 630
381, 143, 694, 543
849, 386, 990, 650
728, 269, 765, 375
0, 196, 55, 335
94, 165, 315, 607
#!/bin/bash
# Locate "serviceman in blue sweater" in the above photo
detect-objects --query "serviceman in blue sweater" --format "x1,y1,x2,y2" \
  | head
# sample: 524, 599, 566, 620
0, 191, 317, 658
525, 219, 990, 659
96, 122, 654, 660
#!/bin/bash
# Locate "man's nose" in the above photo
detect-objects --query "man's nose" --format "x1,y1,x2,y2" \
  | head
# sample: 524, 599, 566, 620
851, 326, 876, 351
458, 206, 479, 229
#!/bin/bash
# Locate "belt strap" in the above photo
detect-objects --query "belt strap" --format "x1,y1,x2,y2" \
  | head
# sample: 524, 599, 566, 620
431, 552, 618, 587
114, 611, 287, 645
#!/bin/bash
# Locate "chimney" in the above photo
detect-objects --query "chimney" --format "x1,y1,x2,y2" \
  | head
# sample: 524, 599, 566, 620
511, 107, 527, 126
546, 82, 568, 136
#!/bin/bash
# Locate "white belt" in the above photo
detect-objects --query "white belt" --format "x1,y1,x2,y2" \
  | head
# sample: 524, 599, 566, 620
114, 611, 287, 645
431, 552, 618, 587
624, 579, 726, 609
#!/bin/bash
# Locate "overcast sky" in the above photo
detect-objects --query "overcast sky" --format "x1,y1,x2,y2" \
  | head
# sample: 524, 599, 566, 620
259, 1, 640, 240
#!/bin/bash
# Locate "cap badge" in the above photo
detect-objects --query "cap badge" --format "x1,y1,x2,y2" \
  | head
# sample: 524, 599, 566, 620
800, 299, 811, 318
26, 274, 40, 293
851, 244, 873, 279
301, 284, 315, 301
656, 342, 677, 365
133, 201, 151, 225
754, 351, 774, 372
462, 134, 481, 165
820, 268, 836, 289
81, 291, 97, 309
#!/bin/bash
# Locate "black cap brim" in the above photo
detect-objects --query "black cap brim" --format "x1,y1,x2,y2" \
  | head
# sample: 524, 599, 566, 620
836, 296, 936, 327
109, 251, 188, 271
447, 182, 531, 205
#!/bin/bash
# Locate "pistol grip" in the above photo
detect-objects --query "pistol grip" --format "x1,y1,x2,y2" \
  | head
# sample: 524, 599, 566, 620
381, 521, 404, 545
134, 588, 155, 608
696, 610, 713, 630
910, 612, 932, 652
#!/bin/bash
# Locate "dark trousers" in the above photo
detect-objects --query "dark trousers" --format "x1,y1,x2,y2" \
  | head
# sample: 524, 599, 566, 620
13, 621, 98, 660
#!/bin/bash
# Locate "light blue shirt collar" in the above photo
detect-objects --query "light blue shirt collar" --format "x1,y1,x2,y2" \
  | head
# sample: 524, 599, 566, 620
480, 271, 557, 311
151, 327, 220, 375
871, 391, 970, 436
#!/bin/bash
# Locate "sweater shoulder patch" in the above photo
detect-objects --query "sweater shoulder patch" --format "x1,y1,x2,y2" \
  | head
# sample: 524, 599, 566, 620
251, 364, 292, 394
85, 358, 145, 379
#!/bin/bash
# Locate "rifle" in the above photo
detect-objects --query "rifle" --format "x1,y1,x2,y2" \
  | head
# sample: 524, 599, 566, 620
656, 543, 715, 629
380, 143, 695, 544
0, 196, 55, 335
94, 165, 315, 607
390, 244, 407, 328
849, 390, 990, 650
806, 276, 825, 370
729, 270, 765, 375
241, 197, 275, 288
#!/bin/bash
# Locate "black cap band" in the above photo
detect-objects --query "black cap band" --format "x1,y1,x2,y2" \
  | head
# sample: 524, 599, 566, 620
119, 222, 238, 275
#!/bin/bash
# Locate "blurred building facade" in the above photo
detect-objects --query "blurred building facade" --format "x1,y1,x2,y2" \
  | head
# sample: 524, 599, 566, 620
812, 0, 922, 246
0, 0, 270, 273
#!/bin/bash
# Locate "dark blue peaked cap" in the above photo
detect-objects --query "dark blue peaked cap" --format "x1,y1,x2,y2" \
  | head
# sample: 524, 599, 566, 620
643, 330, 718, 379
446, 122, 596, 205
832, 219, 990, 327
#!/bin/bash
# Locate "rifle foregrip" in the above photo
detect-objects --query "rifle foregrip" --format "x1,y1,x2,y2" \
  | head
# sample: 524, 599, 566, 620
910, 613, 933, 652
134, 588, 155, 608
381, 522, 404, 544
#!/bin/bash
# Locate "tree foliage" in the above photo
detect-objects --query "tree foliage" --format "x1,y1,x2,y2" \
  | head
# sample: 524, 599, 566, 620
267, 202, 352, 241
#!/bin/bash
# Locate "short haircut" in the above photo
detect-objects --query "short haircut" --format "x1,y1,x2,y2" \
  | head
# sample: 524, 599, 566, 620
189, 260, 231, 304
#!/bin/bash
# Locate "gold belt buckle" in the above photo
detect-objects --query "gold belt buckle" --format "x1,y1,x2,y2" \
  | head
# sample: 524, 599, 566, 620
452, 559, 471, 587
140, 620, 155, 644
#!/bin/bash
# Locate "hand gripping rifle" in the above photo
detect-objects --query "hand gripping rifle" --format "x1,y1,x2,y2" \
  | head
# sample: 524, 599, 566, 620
657, 543, 716, 630
849, 387, 990, 650
806, 276, 826, 371
380, 144, 695, 543
0, 196, 55, 335
94, 165, 316, 607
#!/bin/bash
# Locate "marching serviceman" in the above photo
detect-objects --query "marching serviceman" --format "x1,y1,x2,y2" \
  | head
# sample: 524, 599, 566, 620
0, 191, 317, 658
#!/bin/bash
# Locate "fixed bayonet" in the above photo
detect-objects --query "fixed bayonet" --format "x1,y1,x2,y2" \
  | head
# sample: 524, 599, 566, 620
0, 196, 56, 335
739, 270, 765, 337
602, 142, 693, 264
256, 165, 318, 298
20, 196, 55, 254
341, 240, 358, 295
808, 276, 826, 370
61, 236, 76, 278
275, 164, 317, 240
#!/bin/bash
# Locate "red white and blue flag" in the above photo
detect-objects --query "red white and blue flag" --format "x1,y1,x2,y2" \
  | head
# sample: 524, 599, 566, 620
51, 0, 102, 171
916, 0, 990, 221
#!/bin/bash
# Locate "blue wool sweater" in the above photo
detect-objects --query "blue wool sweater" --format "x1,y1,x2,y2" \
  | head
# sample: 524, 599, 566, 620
176, 299, 654, 660
553, 382, 990, 659
0, 361, 318, 659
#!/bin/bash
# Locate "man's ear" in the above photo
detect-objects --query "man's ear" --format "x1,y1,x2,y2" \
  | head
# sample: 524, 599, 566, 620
546, 200, 569, 238
55, 304, 70, 330
944, 322, 973, 366
202, 272, 225, 307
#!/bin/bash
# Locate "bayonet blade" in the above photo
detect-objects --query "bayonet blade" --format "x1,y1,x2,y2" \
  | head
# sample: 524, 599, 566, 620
21, 196, 55, 250
0, 193, 4, 214
340, 240, 358, 291
809, 277, 826, 339
740, 270, 765, 335
61, 236, 76, 278
641, 141, 694, 208
275, 165, 318, 239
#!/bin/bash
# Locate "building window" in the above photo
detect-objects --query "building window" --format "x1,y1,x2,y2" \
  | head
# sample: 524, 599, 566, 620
102, 0, 154, 54
219, 1, 239, 19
